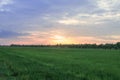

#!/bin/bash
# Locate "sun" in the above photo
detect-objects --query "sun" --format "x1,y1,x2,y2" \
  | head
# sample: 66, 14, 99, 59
51, 35, 74, 44
53, 35, 65, 44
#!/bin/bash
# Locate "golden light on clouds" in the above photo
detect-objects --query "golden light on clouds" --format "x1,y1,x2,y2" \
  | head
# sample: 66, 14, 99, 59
58, 19, 87, 25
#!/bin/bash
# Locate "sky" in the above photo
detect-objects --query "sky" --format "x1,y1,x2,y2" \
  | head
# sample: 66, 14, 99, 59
0, 0, 120, 45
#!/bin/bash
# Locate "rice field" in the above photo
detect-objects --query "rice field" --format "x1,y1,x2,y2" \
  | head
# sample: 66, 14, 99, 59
0, 47, 120, 80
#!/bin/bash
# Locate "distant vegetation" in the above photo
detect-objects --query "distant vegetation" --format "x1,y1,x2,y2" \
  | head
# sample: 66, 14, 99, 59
10, 42, 120, 49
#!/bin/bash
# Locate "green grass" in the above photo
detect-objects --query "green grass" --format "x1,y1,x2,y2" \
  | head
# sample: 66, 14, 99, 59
0, 47, 120, 80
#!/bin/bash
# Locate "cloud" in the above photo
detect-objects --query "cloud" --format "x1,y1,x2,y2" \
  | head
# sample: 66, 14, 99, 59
0, 0, 13, 12
0, 0, 120, 44
0, 30, 28, 38
96, 0, 120, 11
98, 35, 120, 40
54, 11, 120, 26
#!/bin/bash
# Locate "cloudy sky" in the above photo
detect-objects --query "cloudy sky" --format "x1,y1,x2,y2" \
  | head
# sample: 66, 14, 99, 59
0, 0, 120, 45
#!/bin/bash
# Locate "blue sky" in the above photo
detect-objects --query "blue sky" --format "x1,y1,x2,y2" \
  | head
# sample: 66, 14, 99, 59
0, 0, 120, 45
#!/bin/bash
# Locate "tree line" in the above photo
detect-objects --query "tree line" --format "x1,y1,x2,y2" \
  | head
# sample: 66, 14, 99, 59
10, 42, 120, 49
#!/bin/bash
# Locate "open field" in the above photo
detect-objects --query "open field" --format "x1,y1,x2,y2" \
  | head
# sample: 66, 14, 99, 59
0, 47, 120, 80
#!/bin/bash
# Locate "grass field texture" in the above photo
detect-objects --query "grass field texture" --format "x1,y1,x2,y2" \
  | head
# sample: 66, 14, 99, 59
0, 47, 120, 80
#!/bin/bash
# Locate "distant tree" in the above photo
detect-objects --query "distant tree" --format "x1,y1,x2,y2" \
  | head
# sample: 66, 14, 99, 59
10, 42, 120, 49
116, 42, 120, 49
